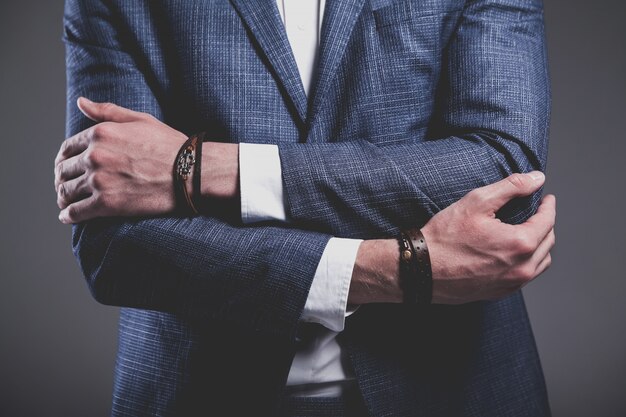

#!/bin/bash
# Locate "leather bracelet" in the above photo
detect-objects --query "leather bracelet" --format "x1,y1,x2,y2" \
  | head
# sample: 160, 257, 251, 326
398, 232, 418, 304
405, 228, 433, 305
174, 135, 199, 216
398, 228, 433, 305
191, 132, 207, 212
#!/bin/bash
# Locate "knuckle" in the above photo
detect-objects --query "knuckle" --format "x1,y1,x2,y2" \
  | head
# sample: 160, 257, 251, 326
84, 146, 105, 168
54, 162, 63, 180
101, 102, 115, 111
58, 140, 68, 157
57, 182, 68, 199
91, 122, 113, 140
57, 182, 70, 207
88, 172, 103, 190
66, 205, 78, 221
56, 193, 66, 209
91, 124, 103, 139
99, 102, 116, 118
512, 233, 535, 255
514, 265, 535, 284
57, 182, 74, 209
83, 148, 96, 166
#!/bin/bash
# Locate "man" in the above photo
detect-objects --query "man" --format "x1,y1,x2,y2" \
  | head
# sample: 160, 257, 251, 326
55, 0, 555, 416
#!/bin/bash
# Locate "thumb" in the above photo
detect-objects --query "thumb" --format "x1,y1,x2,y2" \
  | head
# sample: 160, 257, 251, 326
473, 171, 545, 213
77, 97, 143, 123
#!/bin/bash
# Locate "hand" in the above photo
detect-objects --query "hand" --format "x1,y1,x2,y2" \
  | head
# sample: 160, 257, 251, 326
421, 171, 556, 304
348, 172, 555, 305
54, 98, 188, 223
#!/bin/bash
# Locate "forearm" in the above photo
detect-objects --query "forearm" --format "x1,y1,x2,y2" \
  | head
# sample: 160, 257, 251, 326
347, 171, 556, 307
279, 136, 544, 237
74, 215, 330, 337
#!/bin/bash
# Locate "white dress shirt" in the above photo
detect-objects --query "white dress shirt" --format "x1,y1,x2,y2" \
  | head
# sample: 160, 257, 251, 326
238, 0, 363, 397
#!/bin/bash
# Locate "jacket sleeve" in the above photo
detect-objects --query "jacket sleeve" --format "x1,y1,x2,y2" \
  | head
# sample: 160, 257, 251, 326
63, 0, 330, 339
277, 0, 551, 237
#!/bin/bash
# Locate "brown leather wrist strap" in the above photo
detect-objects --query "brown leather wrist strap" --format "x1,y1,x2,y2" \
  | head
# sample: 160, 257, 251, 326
174, 135, 199, 216
399, 228, 433, 305
398, 233, 417, 303
191, 132, 207, 212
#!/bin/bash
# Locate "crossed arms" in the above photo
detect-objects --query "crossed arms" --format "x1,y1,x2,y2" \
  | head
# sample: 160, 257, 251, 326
55, 0, 554, 339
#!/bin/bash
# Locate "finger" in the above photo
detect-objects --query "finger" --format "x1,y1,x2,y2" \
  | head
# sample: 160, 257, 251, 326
55, 130, 89, 165
520, 194, 556, 245
58, 194, 100, 224
534, 252, 552, 278
524, 194, 556, 228
528, 227, 555, 268
517, 252, 552, 291
470, 171, 546, 213
77, 97, 146, 123
54, 153, 85, 191
57, 174, 91, 209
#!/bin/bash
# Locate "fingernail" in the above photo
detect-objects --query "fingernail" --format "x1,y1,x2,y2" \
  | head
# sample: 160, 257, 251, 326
528, 171, 544, 181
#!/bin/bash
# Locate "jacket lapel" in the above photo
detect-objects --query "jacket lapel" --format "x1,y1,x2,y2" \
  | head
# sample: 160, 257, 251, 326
229, 0, 308, 125
307, 0, 366, 139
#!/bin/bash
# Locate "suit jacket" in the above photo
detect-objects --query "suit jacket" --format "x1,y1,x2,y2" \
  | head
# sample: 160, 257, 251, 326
64, 0, 551, 415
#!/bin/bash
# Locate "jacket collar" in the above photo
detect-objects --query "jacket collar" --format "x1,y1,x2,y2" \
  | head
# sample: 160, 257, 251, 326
229, 0, 308, 125
229, 0, 366, 136
307, 0, 365, 135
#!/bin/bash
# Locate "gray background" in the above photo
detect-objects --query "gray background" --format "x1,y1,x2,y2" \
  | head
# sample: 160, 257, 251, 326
1, 0, 624, 415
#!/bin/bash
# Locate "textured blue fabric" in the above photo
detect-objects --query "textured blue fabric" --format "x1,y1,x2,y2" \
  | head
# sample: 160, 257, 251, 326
64, 0, 551, 416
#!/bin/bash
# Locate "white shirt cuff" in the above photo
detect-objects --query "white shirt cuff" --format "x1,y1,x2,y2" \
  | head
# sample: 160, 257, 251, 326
239, 143, 287, 223
301, 238, 363, 332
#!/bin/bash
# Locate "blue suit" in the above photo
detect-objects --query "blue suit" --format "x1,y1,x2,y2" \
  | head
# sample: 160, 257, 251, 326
64, 0, 551, 415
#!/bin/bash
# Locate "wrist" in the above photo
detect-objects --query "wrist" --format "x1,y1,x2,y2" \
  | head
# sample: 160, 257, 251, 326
348, 239, 402, 304
201, 142, 239, 200
419, 222, 444, 283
